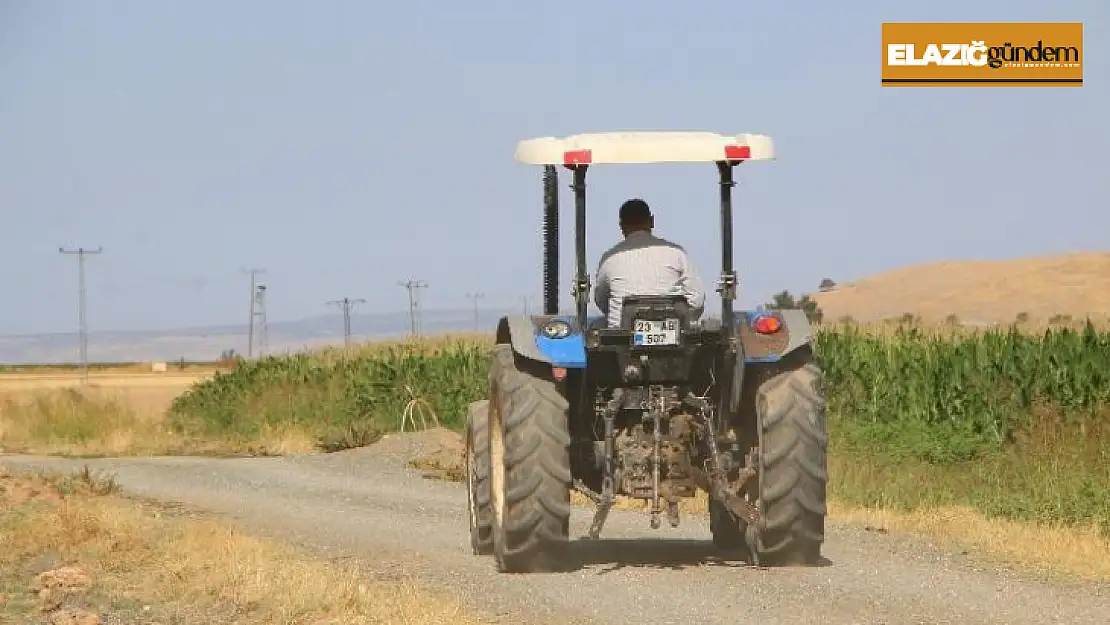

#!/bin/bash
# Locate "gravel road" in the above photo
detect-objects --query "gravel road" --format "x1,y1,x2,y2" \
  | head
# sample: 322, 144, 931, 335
4, 437, 1108, 625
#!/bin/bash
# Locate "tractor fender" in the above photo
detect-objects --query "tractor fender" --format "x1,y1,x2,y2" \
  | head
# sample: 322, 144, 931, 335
495, 315, 588, 368
730, 308, 815, 413
736, 308, 814, 364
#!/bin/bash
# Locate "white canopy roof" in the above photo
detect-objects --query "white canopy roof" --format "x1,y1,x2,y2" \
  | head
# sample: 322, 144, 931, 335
514, 131, 774, 166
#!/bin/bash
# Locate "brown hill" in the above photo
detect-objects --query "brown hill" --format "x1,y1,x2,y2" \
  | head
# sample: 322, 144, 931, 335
811, 252, 1110, 325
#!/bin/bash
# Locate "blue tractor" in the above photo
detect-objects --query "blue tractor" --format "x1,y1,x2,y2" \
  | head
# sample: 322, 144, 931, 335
466, 131, 828, 573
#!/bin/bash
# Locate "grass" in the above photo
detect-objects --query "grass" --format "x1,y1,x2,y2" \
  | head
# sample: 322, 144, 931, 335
166, 336, 487, 449
0, 465, 485, 624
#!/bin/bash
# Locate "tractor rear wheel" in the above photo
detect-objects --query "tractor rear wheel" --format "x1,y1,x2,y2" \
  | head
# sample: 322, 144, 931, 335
754, 348, 828, 566
466, 400, 493, 555
487, 344, 572, 573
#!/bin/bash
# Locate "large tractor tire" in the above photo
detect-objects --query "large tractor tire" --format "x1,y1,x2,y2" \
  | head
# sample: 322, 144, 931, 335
753, 348, 828, 565
487, 344, 572, 573
466, 400, 493, 555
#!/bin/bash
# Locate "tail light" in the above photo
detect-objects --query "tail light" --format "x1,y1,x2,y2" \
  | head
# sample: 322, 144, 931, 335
752, 314, 783, 335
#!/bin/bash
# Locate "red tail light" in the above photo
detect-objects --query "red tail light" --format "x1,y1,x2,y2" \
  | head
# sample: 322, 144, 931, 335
753, 314, 782, 335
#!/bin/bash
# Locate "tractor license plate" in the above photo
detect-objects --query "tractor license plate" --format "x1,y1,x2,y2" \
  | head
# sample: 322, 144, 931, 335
632, 318, 680, 346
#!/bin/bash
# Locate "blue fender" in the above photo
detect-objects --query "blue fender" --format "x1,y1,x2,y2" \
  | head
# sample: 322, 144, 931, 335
495, 314, 590, 368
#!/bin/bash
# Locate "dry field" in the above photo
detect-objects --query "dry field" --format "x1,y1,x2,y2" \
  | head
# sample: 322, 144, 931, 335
0, 371, 211, 415
813, 250, 1110, 324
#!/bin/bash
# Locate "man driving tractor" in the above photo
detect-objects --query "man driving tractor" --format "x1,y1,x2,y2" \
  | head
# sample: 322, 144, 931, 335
593, 198, 706, 327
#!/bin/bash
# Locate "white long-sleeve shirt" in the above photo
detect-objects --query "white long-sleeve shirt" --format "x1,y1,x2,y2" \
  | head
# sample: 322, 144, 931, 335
593, 230, 706, 328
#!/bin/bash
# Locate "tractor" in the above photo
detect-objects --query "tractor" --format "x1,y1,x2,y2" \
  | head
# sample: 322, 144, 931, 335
465, 131, 828, 573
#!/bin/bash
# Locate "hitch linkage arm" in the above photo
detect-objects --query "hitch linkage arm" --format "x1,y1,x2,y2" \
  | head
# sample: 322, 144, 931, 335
684, 393, 763, 534
580, 389, 622, 540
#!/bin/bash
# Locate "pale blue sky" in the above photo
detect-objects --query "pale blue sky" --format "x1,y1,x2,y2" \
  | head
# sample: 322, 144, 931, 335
1, 1, 1105, 335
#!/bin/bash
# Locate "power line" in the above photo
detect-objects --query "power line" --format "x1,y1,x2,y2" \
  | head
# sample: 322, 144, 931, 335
465, 292, 485, 332
58, 246, 103, 384
241, 267, 266, 358
397, 279, 428, 337
327, 297, 366, 348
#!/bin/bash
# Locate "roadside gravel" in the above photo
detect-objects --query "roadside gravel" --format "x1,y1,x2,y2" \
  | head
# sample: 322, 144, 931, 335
3, 435, 1108, 625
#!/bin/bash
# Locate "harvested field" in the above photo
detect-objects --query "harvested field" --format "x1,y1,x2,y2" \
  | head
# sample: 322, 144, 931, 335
813, 251, 1110, 325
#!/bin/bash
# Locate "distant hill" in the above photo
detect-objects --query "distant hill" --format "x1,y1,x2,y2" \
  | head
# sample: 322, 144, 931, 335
0, 307, 523, 364
812, 251, 1110, 325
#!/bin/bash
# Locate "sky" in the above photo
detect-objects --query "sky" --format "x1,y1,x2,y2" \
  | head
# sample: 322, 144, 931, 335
1, 0, 1106, 335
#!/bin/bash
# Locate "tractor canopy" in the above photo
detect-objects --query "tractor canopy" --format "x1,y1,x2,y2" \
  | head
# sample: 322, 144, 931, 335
515, 131, 775, 167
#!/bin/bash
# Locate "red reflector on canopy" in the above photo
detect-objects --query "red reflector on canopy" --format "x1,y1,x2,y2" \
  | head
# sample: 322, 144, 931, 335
724, 145, 751, 160
563, 150, 592, 165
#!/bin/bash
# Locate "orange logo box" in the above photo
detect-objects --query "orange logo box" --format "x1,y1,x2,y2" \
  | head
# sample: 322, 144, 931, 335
881, 22, 1083, 87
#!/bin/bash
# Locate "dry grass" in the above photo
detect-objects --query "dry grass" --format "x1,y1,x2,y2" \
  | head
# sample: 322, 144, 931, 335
0, 465, 484, 624
813, 250, 1110, 325
827, 502, 1110, 581
0, 386, 316, 458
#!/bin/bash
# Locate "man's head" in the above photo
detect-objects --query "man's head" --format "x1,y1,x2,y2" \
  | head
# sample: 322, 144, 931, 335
619, 198, 654, 236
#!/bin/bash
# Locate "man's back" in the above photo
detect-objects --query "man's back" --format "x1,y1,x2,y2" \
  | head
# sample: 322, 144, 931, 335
593, 231, 705, 328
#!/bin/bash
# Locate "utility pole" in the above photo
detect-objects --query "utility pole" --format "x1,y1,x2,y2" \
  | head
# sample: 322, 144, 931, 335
397, 279, 428, 337
465, 292, 485, 332
59, 246, 103, 384
242, 267, 266, 358
327, 297, 366, 348
254, 282, 269, 356
522, 295, 533, 317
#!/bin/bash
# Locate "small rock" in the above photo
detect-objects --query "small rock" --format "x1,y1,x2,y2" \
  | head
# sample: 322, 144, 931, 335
34, 567, 93, 592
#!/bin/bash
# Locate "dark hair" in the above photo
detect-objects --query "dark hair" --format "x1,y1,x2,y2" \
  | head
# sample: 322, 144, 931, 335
619, 198, 652, 225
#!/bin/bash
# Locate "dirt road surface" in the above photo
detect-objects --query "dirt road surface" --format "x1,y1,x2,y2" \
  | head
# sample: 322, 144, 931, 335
3, 438, 1108, 625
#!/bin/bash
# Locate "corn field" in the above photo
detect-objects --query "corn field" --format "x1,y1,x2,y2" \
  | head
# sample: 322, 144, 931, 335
167, 340, 489, 440
169, 324, 1110, 461
816, 322, 1110, 463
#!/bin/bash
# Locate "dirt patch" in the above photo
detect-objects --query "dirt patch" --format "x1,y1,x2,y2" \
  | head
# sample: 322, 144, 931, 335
379, 428, 467, 481
0, 465, 116, 507
1, 470, 64, 506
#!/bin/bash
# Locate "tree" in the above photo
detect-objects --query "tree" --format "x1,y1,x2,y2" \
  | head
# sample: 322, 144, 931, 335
763, 289, 824, 324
